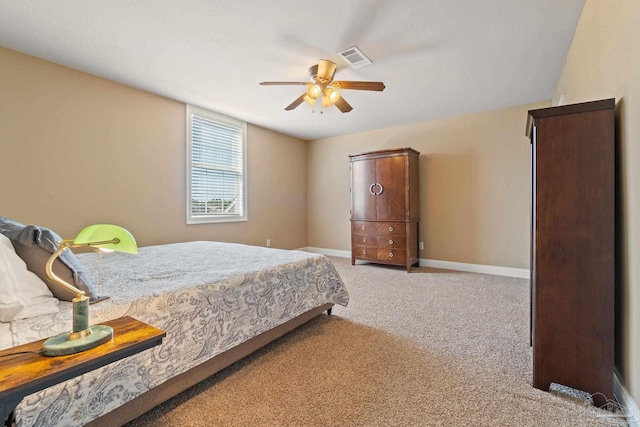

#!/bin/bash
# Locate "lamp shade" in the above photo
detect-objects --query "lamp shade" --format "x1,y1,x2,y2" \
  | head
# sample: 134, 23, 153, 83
306, 85, 321, 99
303, 94, 317, 106
73, 224, 138, 254
322, 88, 341, 108
304, 84, 321, 106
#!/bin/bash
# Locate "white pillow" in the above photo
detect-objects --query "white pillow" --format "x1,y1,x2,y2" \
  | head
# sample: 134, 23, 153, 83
0, 233, 59, 321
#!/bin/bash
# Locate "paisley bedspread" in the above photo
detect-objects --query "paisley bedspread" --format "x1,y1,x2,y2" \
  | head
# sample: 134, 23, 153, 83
3, 241, 349, 427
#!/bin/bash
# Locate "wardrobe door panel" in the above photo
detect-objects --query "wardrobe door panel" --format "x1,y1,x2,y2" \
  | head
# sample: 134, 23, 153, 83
376, 155, 407, 220
351, 159, 377, 220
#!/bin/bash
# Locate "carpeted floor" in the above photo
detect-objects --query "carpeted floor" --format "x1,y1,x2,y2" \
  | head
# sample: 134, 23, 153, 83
125, 257, 627, 426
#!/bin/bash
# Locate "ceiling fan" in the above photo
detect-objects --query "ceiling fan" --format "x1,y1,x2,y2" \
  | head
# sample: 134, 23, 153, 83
259, 59, 385, 113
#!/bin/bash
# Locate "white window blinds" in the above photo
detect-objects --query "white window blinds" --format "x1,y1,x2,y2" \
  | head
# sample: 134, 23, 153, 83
187, 106, 247, 223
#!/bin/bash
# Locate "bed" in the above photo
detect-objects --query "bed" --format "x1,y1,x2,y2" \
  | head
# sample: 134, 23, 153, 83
2, 240, 349, 427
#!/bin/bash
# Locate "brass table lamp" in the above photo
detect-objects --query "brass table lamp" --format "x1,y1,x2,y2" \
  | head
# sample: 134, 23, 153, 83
42, 224, 137, 356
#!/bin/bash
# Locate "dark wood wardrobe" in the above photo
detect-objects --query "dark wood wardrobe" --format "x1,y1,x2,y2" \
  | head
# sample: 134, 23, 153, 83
526, 98, 615, 405
349, 147, 420, 272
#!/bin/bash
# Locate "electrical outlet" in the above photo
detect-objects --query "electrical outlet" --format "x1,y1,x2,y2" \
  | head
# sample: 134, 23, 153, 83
266, 239, 271, 247
419, 242, 424, 251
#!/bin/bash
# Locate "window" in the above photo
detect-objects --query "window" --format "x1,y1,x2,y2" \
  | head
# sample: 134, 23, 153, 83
186, 105, 247, 224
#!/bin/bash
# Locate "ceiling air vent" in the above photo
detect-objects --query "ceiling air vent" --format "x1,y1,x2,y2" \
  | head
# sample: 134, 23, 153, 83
337, 46, 372, 69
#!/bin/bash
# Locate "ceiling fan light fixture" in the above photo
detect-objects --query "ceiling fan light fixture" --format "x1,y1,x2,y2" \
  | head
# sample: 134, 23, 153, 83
328, 88, 340, 103
322, 88, 340, 108
307, 84, 321, 99
303, 94, 317, 106
304, 85, 321, 105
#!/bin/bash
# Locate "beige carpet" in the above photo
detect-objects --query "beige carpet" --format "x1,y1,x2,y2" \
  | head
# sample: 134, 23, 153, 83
125, 257, 627, 426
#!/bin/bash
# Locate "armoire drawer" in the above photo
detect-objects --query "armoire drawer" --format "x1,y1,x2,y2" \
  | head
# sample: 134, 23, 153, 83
377, 222, 405, 235
377, 249, 407, 264
377, 236, 406, 249
352, 234, 377, 247
352, 221, 375, 234
353, 245, 376, 259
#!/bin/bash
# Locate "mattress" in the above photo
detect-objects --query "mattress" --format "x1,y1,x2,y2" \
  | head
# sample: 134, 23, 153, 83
0, 323, 11, 350
3, 241, 349, 427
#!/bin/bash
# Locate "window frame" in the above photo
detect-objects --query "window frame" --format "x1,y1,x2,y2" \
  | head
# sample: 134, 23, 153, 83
186, 105, 248, 224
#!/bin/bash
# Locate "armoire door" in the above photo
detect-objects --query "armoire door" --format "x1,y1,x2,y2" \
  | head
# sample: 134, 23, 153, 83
351, 158, 377, 220
376, 155, 407, 220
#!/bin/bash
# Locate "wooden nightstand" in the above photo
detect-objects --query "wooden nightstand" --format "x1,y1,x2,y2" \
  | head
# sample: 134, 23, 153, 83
0, 316, 165, 427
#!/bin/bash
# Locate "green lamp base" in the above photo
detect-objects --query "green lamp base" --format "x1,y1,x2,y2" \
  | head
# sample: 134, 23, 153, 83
42, 325, 114, 356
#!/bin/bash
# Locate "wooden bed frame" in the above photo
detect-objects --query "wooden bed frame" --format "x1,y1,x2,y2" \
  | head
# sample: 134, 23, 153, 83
86, 303, 333, 426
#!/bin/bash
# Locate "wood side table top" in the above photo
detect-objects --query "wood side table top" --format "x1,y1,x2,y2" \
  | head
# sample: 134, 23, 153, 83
0, 316, 165, 420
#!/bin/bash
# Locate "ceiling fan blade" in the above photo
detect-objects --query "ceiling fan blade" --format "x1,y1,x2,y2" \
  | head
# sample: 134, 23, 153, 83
285, 94, 306, 111
331, 81, 386, 91
334, 96, 353, 113
260, 82, 308, 86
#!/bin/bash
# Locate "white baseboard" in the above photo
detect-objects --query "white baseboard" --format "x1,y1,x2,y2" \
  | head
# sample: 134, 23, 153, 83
614, 372, 640, 426
302, 247, 530, 279
420, 258, 530, 278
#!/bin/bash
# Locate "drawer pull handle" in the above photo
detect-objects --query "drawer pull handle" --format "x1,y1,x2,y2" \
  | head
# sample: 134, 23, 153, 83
389, 239, 394, 245
369, 183, 376, 195
362, 237, 367, 243
361, 225, 366, 231
388, 226, 394, 232
363, 249, 367, 255
389, 252, 394, 258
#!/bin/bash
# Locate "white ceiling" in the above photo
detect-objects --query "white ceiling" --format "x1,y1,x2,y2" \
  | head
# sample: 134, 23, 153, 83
0, 0, 585, 141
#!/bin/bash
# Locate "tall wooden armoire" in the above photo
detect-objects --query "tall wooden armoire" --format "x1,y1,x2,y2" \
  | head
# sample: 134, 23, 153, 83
526, 99, 615, 405
349, 148, 420, 272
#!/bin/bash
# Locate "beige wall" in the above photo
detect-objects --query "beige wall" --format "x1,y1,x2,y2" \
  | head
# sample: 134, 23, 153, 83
307, 102, 545, 269
553, 0, 640, 405
0, 46, 308, 250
